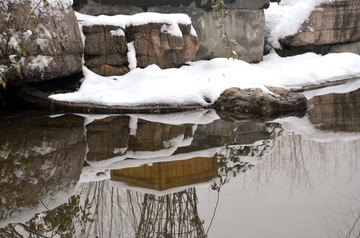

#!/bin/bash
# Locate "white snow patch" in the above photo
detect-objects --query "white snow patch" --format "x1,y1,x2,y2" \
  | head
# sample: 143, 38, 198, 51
110, 28, 125, 37
49, 51, 360, 107
28, 55, 53, 71
127, 41, 137, 70
76, 12, 193, 38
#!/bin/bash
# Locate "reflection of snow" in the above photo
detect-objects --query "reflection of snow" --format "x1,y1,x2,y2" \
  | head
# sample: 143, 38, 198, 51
79, 147, 221, 182
32, 141, 56, 155
128, 109, 219, 125
274, 116, 360, 142
303, 78, 360, 99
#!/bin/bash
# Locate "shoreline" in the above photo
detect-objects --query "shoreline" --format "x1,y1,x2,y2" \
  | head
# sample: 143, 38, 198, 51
6, 77, 360, 115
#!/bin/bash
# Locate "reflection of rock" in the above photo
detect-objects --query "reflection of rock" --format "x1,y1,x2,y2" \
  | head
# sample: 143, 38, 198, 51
308, 88, 360, 132
85, 115, 195, 163
0, 114, 86, 224
86, 115, 130, 162
111, 156, 217, 191
214, 87, 307, 121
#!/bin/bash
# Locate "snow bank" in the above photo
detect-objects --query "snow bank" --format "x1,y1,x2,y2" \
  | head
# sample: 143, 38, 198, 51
76, 12, 196, 37
265, 0, 339, 48
49, 51, 360, 107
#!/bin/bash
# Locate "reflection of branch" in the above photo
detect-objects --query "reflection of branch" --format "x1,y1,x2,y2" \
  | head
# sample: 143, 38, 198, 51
206, 190, 220, 237
346, 213, 360, 238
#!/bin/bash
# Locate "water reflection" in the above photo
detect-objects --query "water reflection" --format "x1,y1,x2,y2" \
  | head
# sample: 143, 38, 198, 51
1, 88, 360, 237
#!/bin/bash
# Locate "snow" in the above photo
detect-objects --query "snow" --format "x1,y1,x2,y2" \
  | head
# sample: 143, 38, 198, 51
274, 116, 360, 143
127, 42, 137, 70
265, 0, 339, 48
49, 51, 360, 106
28, 55, 53, 71
76, 12, 196, 37
47, 1, 360, 107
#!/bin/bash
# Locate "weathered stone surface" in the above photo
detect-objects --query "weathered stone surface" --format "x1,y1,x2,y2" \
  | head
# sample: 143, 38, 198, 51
83, 22, 199, 75
281, 0, 360, 47
127, 23, 199, 68
0, 1, 83, 86
214, 87, 307, 121
82, 25, 128, 76
74, 4, 266, 63
0, 113, 86, 224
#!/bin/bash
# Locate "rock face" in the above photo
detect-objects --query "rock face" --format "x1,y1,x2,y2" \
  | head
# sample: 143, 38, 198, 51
83, 25, 129, 76
83, 22, 199, 76
0, 0, 83, 86
279, 0, 360, 55
127, 23, 199, 68
74, 1, 268, 63
214, 87, 307, 121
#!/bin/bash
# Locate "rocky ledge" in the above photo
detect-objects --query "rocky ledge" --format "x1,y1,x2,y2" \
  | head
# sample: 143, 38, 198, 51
214, 87, 307, 121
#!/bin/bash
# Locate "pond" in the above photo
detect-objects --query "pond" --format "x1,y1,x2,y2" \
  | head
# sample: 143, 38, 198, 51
0, 87, 360, 238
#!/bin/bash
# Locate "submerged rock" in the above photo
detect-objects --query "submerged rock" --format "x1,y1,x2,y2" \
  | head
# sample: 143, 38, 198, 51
214, 87, 307, 121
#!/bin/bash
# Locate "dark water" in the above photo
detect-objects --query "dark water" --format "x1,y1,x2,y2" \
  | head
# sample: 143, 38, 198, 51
1, 88, 360, 238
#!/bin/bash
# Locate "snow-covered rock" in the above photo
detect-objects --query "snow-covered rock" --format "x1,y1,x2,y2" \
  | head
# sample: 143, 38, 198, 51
0, 0, 83, 86
80, 12, 199, 76
281, 0, 360, 47
266, 0, 360, 55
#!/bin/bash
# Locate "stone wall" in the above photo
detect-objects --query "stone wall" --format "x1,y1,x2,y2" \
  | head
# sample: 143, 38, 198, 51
74, 0, 268, 63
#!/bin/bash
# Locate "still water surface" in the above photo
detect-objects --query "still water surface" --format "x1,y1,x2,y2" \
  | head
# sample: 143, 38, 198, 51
0, 88, 360, 238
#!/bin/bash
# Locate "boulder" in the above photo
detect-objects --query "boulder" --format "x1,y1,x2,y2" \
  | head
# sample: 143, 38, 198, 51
83, 25, 129, 76
281, 0, 360, 47
82, 22, 199, 76
214, 87, 307, 121
127, 23, 199, 69
0, 0, 83, 86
